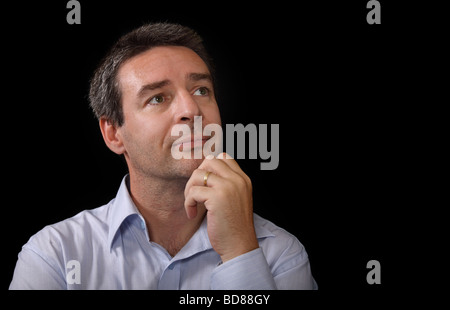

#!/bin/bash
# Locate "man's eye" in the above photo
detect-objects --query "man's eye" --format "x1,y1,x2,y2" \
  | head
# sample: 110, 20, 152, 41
148, 95, 165, 105
193, 87, 209, 96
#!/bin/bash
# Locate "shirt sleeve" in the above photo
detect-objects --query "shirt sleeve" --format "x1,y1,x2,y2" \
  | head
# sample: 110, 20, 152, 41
210, 248, 277, 290
210, 234, 318, 290
9, 244, 66, 290
272, 252, 317, 290
268, 232, 318, 290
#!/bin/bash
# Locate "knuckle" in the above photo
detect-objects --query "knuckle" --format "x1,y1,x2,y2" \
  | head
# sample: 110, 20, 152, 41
244, 174, 252, 188
237, 173, 252, 189
236, 176, 246, 188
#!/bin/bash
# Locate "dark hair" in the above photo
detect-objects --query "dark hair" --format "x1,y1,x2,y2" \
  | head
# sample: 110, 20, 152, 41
89, 22, 214, 127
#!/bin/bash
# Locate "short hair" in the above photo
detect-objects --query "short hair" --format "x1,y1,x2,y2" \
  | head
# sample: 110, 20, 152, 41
89, 22, 214, 127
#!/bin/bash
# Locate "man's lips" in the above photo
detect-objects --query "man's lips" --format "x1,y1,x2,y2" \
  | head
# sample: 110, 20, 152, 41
172, 135, 211, 149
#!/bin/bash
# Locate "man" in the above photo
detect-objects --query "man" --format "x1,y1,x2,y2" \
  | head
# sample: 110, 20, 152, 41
10, 23, 317, 289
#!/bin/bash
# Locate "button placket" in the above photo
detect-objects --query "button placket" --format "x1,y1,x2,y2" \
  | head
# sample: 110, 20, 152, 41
157, 261, 181, 290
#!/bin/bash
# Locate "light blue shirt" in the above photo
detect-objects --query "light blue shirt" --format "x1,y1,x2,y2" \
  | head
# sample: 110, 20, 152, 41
10, 176, 317, 290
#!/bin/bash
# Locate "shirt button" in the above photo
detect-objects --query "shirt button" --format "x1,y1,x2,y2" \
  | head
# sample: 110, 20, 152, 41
168, 264, 174, 270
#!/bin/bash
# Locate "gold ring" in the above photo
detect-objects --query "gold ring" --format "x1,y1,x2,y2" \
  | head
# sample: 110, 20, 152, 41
203, 171, 211, 186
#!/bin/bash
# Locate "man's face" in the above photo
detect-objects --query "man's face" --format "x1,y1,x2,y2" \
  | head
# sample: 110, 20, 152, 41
116, 46, 221, 180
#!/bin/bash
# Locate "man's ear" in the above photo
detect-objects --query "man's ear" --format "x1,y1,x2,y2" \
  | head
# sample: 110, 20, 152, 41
99, 118, 126, 155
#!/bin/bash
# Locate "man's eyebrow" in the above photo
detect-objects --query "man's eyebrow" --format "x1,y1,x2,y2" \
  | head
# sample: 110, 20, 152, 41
137, 80, 171, 97
186, 72, 213, 83
136, 74, 211, 97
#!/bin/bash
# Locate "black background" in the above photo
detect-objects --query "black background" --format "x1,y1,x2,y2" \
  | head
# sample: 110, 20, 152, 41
2, 0, 422, 296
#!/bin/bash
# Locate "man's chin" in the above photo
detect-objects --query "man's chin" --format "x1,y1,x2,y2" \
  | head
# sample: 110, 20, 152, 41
172, 157, 205, 178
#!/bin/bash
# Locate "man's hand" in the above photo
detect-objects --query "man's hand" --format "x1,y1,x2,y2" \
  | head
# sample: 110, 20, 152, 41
184, 153, 259, 263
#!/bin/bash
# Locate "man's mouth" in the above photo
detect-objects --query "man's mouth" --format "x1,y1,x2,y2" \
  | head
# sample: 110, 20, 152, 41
172, 135, 210, 151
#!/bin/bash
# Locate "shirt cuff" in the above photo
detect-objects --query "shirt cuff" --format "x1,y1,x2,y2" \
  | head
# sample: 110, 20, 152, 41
210, 248, 277, 290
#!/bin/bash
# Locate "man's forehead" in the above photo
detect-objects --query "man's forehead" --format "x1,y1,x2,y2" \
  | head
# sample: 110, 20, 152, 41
118, 46, 209, 88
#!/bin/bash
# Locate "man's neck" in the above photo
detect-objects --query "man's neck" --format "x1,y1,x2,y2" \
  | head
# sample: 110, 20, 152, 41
127, 171, 206, 257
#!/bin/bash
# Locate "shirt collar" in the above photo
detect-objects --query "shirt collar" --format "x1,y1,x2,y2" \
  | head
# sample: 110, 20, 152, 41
107, 175, 143, 250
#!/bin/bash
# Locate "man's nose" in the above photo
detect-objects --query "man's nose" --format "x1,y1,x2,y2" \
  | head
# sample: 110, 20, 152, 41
173, 91, 201, 123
